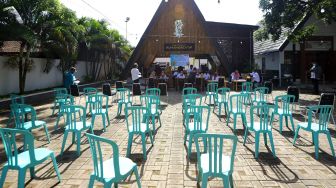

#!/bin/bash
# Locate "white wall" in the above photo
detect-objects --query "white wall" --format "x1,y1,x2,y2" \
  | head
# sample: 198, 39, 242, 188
0, 56, 91, 95
254, 52, 279, 71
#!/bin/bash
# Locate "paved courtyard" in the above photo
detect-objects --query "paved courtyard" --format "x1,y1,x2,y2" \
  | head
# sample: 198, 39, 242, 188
0, 90, 335, 188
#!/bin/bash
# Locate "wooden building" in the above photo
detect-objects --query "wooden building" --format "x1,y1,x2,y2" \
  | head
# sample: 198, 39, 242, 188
122, 0, 258, 78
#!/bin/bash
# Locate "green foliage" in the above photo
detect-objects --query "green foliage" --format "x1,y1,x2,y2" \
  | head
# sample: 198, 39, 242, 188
256, 0, 336, 41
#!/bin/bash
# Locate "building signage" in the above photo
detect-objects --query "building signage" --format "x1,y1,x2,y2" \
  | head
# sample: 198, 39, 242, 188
164, 43, 195, 51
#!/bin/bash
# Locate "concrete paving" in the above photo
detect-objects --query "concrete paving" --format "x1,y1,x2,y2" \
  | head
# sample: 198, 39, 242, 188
0, 90, 335, 188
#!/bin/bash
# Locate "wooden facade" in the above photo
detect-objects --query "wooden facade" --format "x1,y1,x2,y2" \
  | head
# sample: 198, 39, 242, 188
122, 0, 258, 78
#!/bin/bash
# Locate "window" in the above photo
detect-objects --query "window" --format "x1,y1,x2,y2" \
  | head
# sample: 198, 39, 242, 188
262, 57, 266, 73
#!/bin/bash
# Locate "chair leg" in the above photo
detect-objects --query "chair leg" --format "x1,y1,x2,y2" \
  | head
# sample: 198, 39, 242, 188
158, 115, 162, 128
255, 132, 260, 158
201, 174, 208, 188
7, 111, 13, 126
91, 115, 96, 133
279, 115, 283, 133
151, 116, 156, 132
106, 112, 110, 126
50, 153, 61, 182
226, 112, 231, 126
102, 115, 106, 132
76, 132, 81, 156
289, 115, 295, 131
313, 132, 319, 159
61, 131, 69, 155
55, 113, 62, 131
51, 102, 57, 116
285, 116, 289, 128
268, 132, 276, 157
233, 114, 237, 131
18, 168, 27, 188
141, 134, 147, 160
184, 130, 188, 145
127, 133, 134, 157
29, 167, 35, 179
326, 131, 335, 157
88, 175, 95, 188
43, 124, 51, 143
229, 174, 234, 188
187, 133, 193, 159
263, 133, 267, 145
149, 131, 154, 145
292, 126, 300, 145
133, 166, 142, 188
0, 166, 9, 188
223, 176, 230, 188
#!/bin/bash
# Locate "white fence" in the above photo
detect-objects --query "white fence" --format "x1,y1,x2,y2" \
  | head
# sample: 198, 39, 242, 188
0, 56, 101, 96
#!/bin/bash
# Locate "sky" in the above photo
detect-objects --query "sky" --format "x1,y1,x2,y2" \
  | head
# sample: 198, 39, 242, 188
60, 0, 264, 46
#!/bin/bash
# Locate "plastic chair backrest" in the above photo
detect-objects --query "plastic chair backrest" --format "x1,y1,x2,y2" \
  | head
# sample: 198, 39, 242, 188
274, 95, 295, 114
264, 81, 273, 94
186, 105, 210, 132
158, 83, 167, 96
145, 95, 160, 114
182, 87, 197, 96
102, 83, 112, 96
194, 133, 238, 175
250, 102, 272, 131
86, 133, 121, 181
84, 87, 98, 96
116, 81, 124, 89
54, 88, 68, 97
63, 105, 87, 130
87, 94, 108, 113
307, 105, 333, 131
229, 93, 247, 113
125, 106, 148, 132
319, 93, 335, 106
216, 88, 230, 103
146, 88, 161, 96
132, 83, 142, 96
70, 84, 80, 96
117, 88, 131, 102
148, 78, 156, 88
253, 87, 269, 102
183, 93, 202, 107
207, 82, 218, 93
287, 86, 299, 103
218, 77, 225, 88
11, 104, 36, 129
242, 82, 252, 93
10, 94, 25, 105
0, 128, 36, 167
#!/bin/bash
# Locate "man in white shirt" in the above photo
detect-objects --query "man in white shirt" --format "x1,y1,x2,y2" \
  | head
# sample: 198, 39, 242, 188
131, 63, 142, 83
250, 71, 260, 88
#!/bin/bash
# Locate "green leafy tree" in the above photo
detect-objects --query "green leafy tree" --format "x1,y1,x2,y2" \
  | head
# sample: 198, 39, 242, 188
256, 0, 336, 42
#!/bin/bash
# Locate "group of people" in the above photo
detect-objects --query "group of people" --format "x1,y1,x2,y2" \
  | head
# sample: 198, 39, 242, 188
230, 69, 261, 87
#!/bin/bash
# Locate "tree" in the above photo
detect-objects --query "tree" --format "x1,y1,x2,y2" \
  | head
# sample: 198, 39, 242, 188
0, 0, 63, 94
256, 0, 336, 42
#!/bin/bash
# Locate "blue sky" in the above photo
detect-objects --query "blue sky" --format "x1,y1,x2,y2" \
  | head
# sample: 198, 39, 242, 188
60, 0, 263, 46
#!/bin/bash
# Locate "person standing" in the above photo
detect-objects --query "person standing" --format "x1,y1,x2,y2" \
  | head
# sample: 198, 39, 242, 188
64, 67, 79, 93
131, 63, 142, 83
310, 62, 322, 95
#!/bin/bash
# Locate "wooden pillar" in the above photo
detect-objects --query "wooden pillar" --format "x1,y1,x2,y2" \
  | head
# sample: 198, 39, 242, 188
299, 42, 306, 83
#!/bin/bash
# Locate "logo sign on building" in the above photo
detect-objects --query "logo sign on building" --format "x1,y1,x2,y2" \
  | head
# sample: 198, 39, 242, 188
164, 43, 195, 51
174, 20, 184, 38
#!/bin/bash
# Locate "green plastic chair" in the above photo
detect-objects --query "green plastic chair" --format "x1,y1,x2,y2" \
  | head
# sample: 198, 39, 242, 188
11, 104, 50, 143
214, 88, 230, 117
87, 93, 110, 132
86, 133, 141, 188
0, 128, 61, 188
270, 95, 296, 133
182, 94, 203, 126
142, 95, 162, 132
146, 88, 161, 97
117, 88, 132, 116
205, 82, 218, 105
184, 105, 210, 159
252, 87, 269, 103
182, 87, 197, 96
125, 106, 154, 160
194, 133, 238, 188
7, 94, 31, 126
54, 94, 81, 130
243, 102, 276, 158
60, 105, 92, 156
84, 87, 98, 113
293, 105, 335, 159
227, 93, 248, 131
241, 82, 253, 105
51, 88, 68, 115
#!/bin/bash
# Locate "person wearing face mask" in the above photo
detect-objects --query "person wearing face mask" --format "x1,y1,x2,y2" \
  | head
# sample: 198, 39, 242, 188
309, 62, 322, 95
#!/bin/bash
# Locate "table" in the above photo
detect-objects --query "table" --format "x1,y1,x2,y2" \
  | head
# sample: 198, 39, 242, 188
232, 79, 247, 91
